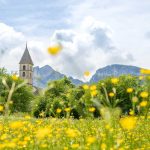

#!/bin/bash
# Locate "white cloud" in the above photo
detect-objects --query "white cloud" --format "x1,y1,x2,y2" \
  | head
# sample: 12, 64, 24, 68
48, 17, 134, 80
0, 17, 135, 80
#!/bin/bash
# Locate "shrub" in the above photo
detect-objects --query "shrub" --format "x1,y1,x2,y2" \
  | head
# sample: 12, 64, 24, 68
0, 69, 34, 114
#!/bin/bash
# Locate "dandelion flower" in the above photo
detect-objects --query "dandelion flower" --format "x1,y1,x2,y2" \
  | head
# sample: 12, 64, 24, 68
88, 107, 96, 112
111, 78, 119, 84
83, 84, 89, 90
140, 91, 149, 98
12, 74, 18, 81
84, 71, 91, 77
109, 92, 115, 97
56, 108, 62, 113
127, 88, 133, 93
47, 43, 62, 56
120, 116, 137, 130
140, 101, 148, 107
0, 105, 4, 112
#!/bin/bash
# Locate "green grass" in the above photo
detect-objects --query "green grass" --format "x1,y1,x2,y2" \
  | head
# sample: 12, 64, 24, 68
0, 116, 150, 150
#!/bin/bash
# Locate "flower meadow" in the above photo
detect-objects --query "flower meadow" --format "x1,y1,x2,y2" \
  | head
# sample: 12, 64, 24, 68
0, 45, 150, 150
0, 116, 150, 150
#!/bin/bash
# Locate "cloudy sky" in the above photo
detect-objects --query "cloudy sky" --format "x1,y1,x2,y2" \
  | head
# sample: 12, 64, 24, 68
0, 0, 150, 80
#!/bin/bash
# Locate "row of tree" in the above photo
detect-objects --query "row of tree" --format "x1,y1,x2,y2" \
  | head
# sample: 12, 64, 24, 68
0, 68, 149, 118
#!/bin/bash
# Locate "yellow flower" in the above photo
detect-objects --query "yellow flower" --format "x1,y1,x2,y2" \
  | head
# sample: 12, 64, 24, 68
127, 88, 133, 93
56, 108, 62, 113
64, 147, 68, 150
111, 78, 119, 84
83, 84, 89, 90
101, 143, 107, 150
87, 136, 96, 144
90, 85, 97, 91
36, 128, 51, 139
47, 43, 62, 56
140, 101, 148, 107
0, 105, 4, 112
91, 90, 98, 97
140, 91, 149, 98
84, 71, 90, 77
140, 69, 150, 75
88, 107, 96, 112
66, 129, 79, 138
65, 107, 71, 112
12, 74, 18, 81
120, 116, 137, 130
109, 92, 115, 97
71, 144, 79, 149
129, 109, 134, 115
9, 121, 24, 129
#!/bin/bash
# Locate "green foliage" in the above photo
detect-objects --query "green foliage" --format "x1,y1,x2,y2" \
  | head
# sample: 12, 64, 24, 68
33, 74, 150, 118
0, 68, 34, 114
97, 75, 141, 113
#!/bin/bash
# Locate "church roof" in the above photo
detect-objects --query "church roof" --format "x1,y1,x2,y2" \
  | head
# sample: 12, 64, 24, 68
19, 43, 34, 65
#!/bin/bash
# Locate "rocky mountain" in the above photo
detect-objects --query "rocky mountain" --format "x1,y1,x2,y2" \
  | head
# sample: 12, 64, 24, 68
90, 64, 141, 83
33, 65, 83, 88
33, 64, 142, 88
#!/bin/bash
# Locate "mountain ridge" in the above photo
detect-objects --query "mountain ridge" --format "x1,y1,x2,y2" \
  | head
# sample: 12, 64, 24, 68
33, 64, 142, 88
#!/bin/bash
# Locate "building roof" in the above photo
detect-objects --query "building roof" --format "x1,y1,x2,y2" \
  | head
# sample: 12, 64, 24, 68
19, 43, 34, 65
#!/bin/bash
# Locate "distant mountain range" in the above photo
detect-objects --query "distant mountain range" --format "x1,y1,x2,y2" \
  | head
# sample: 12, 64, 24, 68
33, 65, 83, 88
33, 64, 141, 88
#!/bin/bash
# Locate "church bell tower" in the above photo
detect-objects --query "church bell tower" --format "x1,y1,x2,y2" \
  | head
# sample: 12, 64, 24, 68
19, 43, 34, 85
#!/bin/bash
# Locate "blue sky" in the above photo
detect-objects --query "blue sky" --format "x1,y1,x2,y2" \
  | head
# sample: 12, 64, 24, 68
0, 0, 150, 79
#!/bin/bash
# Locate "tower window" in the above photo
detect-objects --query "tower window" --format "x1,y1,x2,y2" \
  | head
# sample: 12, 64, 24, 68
22, 72, 25, 77
23, 65, 26, 70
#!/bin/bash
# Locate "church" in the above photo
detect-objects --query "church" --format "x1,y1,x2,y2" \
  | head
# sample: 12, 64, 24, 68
19, 43, 34, 86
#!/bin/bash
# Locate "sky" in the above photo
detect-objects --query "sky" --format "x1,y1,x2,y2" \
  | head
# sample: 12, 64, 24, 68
0, 0, 150, 80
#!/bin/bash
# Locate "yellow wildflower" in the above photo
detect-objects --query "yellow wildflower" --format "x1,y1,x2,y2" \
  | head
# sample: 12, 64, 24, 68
71, 144, 79, 149
64, 147, 68, 150
65, 107, 71, 112
109, 92, 115, 97
140, 91, 149, 98
56, 108, 62, 113
101, 143, 107, 150
90, 85, 97, 91
0, 105, 4, 112
84, 71, 90, 77
140, 69, 150, 75
88, 107, 96, 112
83, 84, 89, 90
120, 116, 137, 130
87, 136, 96, 144
111, 78, 119, 84
66, 129, 79, 138
47, 43, 62, 56
12, 74, 19, 81
9, 121, 24, 129
127, 88, 133, 93
91, 90, 98, 97
36, 128, 51, 139
140, 101, 148, 107
129, 109, 134, 115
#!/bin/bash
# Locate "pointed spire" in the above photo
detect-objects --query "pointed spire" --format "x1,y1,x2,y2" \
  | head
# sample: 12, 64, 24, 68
25, 41, 28, 50
19, 43, 34, 65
